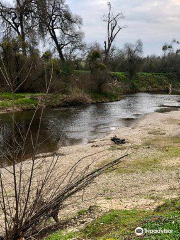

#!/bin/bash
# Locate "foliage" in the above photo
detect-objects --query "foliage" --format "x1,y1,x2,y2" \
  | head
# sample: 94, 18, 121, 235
123, 40, 143, 80
0, 0, 38, 55
36, 0, 84, 61
90, 92, 123, 103
60, 61, 74, 76
87, 50, 109, 93
88, 50, 106, 72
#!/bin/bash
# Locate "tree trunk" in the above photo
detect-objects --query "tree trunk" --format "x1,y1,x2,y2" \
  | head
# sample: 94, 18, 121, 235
50, 29, 65, 61
19, 5, 27, 56
57, 46, 65, 62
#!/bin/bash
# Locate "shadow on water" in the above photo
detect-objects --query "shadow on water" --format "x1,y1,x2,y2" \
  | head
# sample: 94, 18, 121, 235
0, 93, 180, 165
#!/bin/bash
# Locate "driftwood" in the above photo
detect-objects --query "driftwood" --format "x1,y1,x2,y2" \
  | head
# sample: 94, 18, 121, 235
111, 136, 126, 145
168, 84, 172, 94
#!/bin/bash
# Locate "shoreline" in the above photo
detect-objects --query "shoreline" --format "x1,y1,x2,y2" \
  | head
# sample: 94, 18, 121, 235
0, 93, 125, 114
25, 109, 180, 212
1, 108, 180, 236
56, 109, 180, 211
0, 89, 177, 115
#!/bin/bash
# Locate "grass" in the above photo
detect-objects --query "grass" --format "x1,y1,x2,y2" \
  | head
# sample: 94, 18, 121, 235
0, 92, 43, 100
90, 92, 123, 103
144, 136, 180, 165
0, 70, 178, 111
74, 70, 175, 93
0, 100, 12, 108
0, 98, 36, 108
115, 136, 180, 175
45, 198, 180, 239
0, 91, 124, 111
77, 209, 89, 216
0, 93, 39, 110
81, 209, 150, 239
85, 208, 180, 240
14, 98, 36, 105
0, 92, 27, 100
145, 136, 180, 149
116, 156, 161, 174
45, 136, 180, 240
45, 231, 75, 240
0, 93, 67, 111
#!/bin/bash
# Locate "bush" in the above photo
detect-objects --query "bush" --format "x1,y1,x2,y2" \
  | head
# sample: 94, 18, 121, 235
64, 89, 91, 106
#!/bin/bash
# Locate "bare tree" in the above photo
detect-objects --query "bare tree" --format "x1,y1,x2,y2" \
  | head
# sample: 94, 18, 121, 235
103, 2, 125, 64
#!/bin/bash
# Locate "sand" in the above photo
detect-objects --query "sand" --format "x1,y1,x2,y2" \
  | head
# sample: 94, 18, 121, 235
1, 110, 180, 230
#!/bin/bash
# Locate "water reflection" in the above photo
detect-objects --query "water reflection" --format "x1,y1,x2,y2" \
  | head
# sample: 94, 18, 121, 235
0, 93, 180, 165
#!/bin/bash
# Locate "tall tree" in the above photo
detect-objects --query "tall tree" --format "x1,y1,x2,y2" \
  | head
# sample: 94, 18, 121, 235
103, 2, 124, 64
124, 40, 143, 80
87, 49, 108, 93
37, 0, 84, 61
0, 0, 37, 55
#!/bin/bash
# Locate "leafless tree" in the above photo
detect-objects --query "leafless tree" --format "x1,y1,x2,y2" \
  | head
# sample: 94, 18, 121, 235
103, 2, 125, 64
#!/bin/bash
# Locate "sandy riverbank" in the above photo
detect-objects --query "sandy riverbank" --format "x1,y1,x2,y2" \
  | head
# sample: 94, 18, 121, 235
48, 109, 180, 217
1, 109, 180, 234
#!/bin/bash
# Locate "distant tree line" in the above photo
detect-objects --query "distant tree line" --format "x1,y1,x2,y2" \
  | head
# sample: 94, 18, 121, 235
0, 0, 179, 94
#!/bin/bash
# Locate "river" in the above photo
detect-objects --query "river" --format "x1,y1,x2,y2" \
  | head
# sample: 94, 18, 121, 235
0, 93, 180, 165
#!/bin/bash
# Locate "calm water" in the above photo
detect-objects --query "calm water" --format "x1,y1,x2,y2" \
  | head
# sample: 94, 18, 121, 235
0, 93, 180, 165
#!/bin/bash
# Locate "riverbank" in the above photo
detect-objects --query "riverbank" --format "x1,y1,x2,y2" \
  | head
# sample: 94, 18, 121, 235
0, 92, 124, 113
57, 109, 180, 210
1, 106, 180, 239
0, 72, 179, 113
76, 71, 180, 93
44, 109, 180, 239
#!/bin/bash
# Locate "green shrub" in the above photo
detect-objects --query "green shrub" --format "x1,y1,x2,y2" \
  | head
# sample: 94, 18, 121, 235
90, 92, 122, 102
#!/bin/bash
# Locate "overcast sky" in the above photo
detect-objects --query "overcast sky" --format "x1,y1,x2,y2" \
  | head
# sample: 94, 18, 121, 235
66, 0, 180, 56
3, 0, 180, 56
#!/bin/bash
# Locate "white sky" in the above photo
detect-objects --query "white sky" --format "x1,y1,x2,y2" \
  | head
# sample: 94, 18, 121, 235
3, 0, 180, 56
67, 0, 180, 56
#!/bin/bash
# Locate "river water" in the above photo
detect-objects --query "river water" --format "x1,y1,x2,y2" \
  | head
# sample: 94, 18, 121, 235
0, 93, 180, 164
